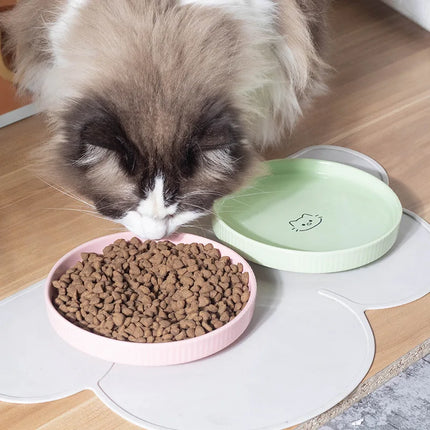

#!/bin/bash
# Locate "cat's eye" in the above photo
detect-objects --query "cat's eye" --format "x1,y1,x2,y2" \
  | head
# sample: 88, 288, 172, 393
180, 145, 198, 177
112, 136, 138, 175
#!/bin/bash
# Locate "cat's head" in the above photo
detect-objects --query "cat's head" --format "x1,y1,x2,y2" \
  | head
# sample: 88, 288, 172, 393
50, 94, 256, 239
289, 214, 323, 232
36, 2, 263, 239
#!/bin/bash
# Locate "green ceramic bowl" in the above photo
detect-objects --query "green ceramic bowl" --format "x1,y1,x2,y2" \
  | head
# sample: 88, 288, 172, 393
213, 158, 402, 273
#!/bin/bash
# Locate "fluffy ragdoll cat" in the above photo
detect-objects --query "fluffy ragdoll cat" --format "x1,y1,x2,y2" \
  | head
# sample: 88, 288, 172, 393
1, 0, 329, 239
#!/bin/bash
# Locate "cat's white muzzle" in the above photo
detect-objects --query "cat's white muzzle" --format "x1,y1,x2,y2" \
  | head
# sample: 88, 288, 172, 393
119, 211, 171, 240
118, 209, 201, 240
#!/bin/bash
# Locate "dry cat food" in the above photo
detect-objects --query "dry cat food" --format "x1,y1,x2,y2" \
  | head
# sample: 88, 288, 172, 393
52, 238, 250, 343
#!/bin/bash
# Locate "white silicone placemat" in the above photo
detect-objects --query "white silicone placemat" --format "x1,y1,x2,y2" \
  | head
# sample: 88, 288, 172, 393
0, 146, 428, 429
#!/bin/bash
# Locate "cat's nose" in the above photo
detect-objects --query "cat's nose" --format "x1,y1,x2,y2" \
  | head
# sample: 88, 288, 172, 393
143, 219, 169, 240
119, 211, 171, 239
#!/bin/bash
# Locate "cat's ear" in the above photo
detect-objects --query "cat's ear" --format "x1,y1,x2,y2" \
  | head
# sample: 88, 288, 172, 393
63, 96, 138, 173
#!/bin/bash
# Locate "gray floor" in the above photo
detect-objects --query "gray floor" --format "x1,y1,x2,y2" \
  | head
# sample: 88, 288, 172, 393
320, 354, 430, 430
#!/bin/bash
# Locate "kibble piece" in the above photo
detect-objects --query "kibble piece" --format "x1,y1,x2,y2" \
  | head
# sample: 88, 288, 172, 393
198, 296, 210, 308
218, 302, 227, 315
195, 326, 205, 337
171, 325, 180, 336
199, 310, 211, 321
232, 294, 241, 304
180, 288, 193, 298
159, 319, 171, 328
122, 307, 133, 317
220, 311, 230, 322
175, 331, 186, 341
202, 321, 213, 332
233, 285, 243, 296
212, 319, 224, 329
241, 272, 249, 284
113, 313, 125, 326
162, 333, 173, 341
241, 290, 250, 303
206, 304, 218, 313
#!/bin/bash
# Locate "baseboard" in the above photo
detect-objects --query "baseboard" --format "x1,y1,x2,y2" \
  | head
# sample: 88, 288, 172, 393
381, 0, 430, 31
0, 103, 38, 128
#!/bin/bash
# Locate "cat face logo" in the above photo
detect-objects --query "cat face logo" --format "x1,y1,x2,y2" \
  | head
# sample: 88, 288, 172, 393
289, 214, 322, 232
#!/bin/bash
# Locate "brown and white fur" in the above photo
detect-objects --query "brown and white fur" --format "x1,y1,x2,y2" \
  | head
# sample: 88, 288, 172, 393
1, 0, 329, 239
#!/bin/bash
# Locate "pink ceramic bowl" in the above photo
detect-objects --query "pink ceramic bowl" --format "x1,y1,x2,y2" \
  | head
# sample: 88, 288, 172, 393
45, 232, 257, 366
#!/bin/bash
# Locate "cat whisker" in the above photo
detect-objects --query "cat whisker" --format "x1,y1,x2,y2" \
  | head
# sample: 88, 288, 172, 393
46, 207, 98, 215
46, 207, 110, 222
180, 203, 215, 216
93, 199, 135, 213
104, 227, 129, 232
37, 177, 96, 209
231, 190, 279, 198
218, 196, 254, 208
179, 223, 214, 236
185, 190, 225, 198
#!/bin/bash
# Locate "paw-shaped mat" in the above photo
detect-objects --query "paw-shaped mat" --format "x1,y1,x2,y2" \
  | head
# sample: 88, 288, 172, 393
1, 146, 429, 429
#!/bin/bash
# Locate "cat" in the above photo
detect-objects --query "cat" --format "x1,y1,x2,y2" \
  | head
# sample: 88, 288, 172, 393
0, 0, 330, 239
